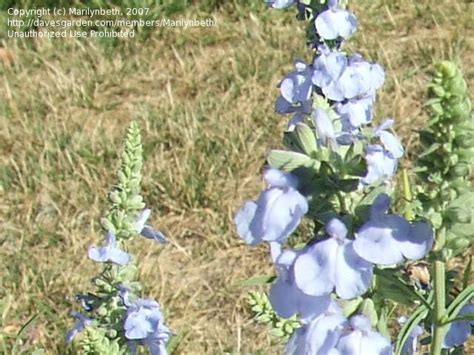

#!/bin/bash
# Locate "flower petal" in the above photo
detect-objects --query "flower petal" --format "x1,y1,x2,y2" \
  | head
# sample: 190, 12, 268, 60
294, 239, 338, 296
334, 242, 373, 299
354, 217, 407, 265
315, 9, 357, 40
314, 108, 336, 144
378, 130, 404, 159
442, 304, 474, 348
234, 201, 259, 245
286, 313, 348, 354
141, 226, 167, 244
398, 222, 433, 261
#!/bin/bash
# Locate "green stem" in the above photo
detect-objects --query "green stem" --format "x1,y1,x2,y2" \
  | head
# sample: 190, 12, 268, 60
431, 260, 447, 355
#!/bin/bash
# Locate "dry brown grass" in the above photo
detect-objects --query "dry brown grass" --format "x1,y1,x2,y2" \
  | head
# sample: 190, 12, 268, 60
0, 0, 473, 353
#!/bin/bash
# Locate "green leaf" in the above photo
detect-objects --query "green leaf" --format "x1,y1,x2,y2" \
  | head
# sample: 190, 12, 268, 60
340, 297, 363, 317
446, 284, 474, 322
419, 143, 441, 158
395, 302, 430, 355
443, 312, 474, 324
374, 269, 431, 308
294, 123, 318, 156
359, 299, 378, 327
238, 275, 276, 286
463, 256, 473, 289
267, 150, 318, 172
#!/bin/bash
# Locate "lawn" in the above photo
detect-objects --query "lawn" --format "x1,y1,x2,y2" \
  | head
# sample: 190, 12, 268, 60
0, 0, 473, 353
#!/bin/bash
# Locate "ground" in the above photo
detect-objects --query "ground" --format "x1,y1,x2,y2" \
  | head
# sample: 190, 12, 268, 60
0, 0, 473, 353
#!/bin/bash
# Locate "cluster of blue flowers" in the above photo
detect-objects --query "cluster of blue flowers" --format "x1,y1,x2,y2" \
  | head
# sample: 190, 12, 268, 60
273, 3, 403, 187
67, 208, 171, 354
67, 122, 173, 355
235, 1, 448, 353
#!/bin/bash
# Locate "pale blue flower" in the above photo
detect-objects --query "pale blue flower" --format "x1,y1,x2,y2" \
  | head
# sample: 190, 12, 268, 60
88, 232, 130, 265
315, 7, 357, 40
277, 60, 314, 115
337, 54, 385, 100
269, 249, 332, 322
65, 312, 92, 343
293, 219, 373, 299
335, 315, 393, 355
442, 304, 474, 348
135, 209, 167, 244
234, 168, 308, 245
374, 119, 404, 159
353, 194, 434, 265
124, 297, 172, 355
312, 46, 348, 101
336, 96, 374, 128
285, 301, 348, 355
266, 0, 295, 9
360, 144, 398, 185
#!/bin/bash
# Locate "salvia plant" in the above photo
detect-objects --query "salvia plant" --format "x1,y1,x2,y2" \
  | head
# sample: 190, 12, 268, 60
235, 1, 473, 354
66, 122, 172, 354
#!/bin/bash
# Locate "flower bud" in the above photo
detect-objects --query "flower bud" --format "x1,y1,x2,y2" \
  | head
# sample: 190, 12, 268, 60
444, 206, 472, 224
109, 191, 121, 204
429, 85, 445, 97
97, 306, 108, 316
448, 98, 471, 120
447, 153, 458, 166
440, 188, 457, 202
446, 236, 471, 253
450, 162, 471, 177
446, 75, 467, 96
435, 61, 457, 79
430, 102, 444, 116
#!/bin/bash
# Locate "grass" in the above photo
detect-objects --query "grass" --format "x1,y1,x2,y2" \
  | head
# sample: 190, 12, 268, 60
0, 0, 473, 353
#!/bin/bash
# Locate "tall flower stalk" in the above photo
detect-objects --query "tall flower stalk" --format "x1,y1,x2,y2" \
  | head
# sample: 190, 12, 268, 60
236, 1, 473, 354
416, 61, 473, 355
67, 122, 172, 355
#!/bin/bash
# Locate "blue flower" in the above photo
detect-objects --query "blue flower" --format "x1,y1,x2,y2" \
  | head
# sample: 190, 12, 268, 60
265, 0, 295, 9
312, 49, 384, 103
313, 107, 337, 146
285, 301, 348, 355
337, 54, 385, 100
234, 168, 308, 245
293, 219, 373, 299
276, 60, 314, 115
135, 209, 167, 244
335, 315, 392, 355
312, 46, 348, 101
336, 96, 374, 128
269, 249, 332, 322
374, 119, 404, 159
88, 232, 130, 265
123, 296, 172, 355
65, 312, 92, 343
353, 194, 434, 265
315, 7, 357, 40
442, 303, 474, 348
360, 144, 398, 186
